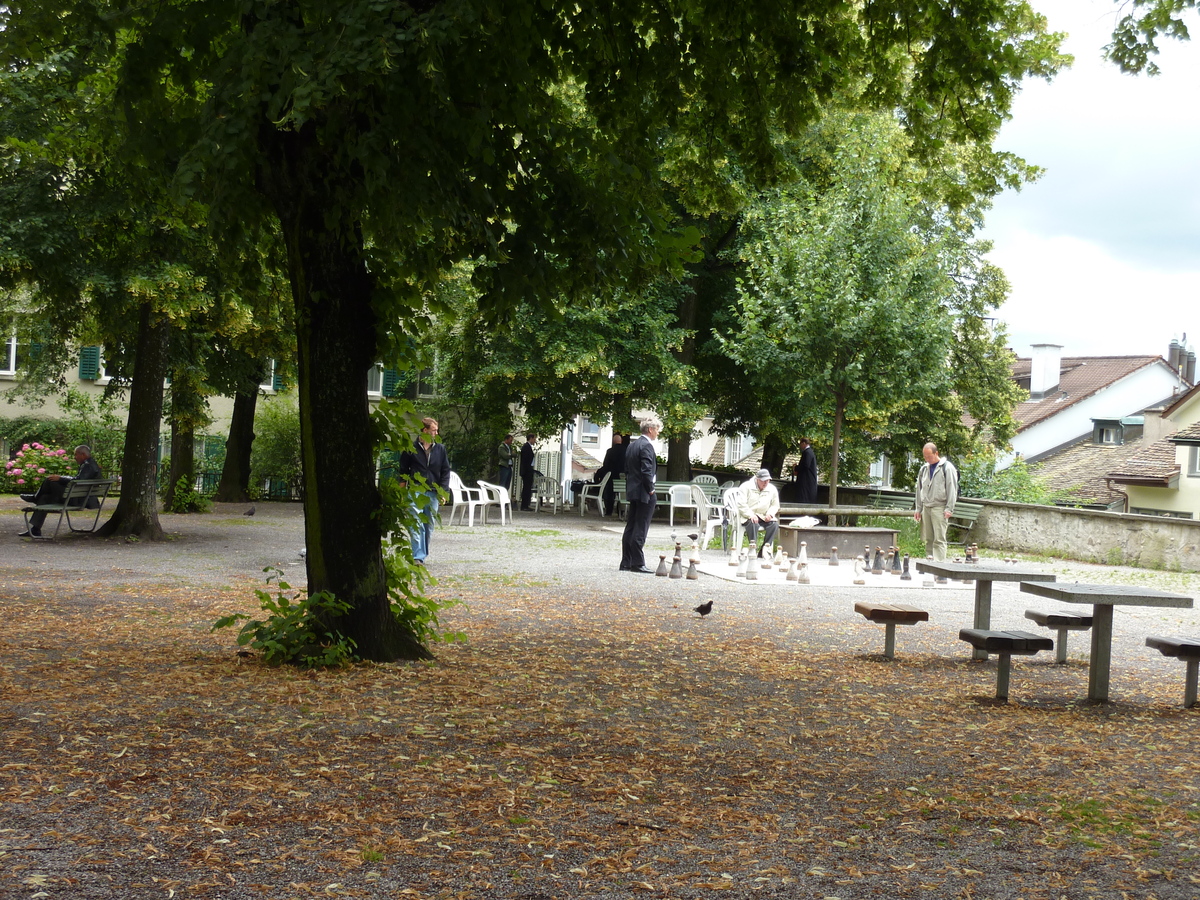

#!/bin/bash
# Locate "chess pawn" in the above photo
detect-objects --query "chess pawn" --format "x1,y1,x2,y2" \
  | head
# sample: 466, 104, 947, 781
853, 556, 866, 585
900, 554, 912, 581
828, 546, 839, 566
890, 546, 902, 575
796, 562, 810, 584
798, 542, 808, 567
786, 558, 799, 581
871, 546, 884, 575
728, 546, 740, 566
670, 554, 683, 579
736, 551, 749, 578
760, 546, 772, 569
686, 558, 698, 580
655, 555, 669, 576
745, 561, 758, 581
773, 546, 784, 568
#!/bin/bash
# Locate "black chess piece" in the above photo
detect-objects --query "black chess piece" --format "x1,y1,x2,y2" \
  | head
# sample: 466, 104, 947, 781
890, 546, 902, 575
655, 555, 669, 576
871, 546, 884, 575
669, 554, 683, 579
900, 554, 912, 581
686, 558, 698, 580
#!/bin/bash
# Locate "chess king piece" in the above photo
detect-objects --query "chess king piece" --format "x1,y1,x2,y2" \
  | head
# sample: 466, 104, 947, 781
828, 546, 839, 566
656, 555, 669, 577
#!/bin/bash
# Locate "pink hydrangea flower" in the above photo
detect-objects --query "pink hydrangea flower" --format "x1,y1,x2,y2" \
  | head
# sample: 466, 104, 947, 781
15, 451, 23, 458
32, 442, 42, 450
21, 444, 30, 450
38, 468, 46, 474
12, 469, 22, 475
16, 479, 25, 484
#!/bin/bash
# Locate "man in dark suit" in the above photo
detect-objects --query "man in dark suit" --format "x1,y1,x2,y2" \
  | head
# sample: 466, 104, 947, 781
19, 444, 103, 537
519, 433, 537, 511
620, 416, 661, 572
595, 433, 625, 517
796, 437, 818, 504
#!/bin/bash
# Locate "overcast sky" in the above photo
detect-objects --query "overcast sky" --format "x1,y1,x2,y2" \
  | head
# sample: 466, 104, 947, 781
981, 0, 1200, 361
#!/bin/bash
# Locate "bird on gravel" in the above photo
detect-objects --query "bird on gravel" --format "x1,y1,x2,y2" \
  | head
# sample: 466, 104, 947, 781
243, 506, 256, 516
694, 600, 714, 617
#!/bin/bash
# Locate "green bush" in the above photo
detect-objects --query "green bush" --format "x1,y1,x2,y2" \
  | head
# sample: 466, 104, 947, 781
251, 397, 302, 499
212, 568, 357, 667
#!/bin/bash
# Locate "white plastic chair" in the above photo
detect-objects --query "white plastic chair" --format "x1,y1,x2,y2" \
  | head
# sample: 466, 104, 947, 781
721, 486, 744, 551
534, 476, 564, 514
691, 484, 725, 551
668, 483, 699, 527
447, 472, 486, 527
477, 480, 512, 525
579, 471, 611, 516
691, 474, 718, 486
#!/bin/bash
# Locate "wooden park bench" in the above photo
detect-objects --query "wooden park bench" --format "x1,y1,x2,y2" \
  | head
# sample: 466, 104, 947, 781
854, 602, 928, 660
958, 628, 1053, 701
869, 492, 915, 513
1145, 636, 1200, 708
1024, 609, 1093, 664
948, 500, 984, 543
21, 478, 116, 540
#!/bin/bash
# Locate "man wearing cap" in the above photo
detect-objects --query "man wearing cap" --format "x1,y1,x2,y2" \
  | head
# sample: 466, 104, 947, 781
737, 468, 781, 558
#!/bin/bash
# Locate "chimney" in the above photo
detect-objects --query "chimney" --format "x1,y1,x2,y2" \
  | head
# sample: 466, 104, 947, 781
1168, 338, 1182, 371
1187, 350, 1196, 385
1028, 343, 1063, 401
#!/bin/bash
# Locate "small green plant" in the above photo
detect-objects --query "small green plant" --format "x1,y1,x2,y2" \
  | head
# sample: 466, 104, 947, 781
212, 568, 358, 667
165, 474, 211, 513
360, 847, 385, 863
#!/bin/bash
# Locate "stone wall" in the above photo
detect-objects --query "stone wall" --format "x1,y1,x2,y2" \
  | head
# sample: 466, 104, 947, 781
973, 499, 1200, 572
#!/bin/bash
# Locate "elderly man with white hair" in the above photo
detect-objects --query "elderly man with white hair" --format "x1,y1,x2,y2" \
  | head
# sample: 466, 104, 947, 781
619, 415, 662, 573
738, 468, 781, 558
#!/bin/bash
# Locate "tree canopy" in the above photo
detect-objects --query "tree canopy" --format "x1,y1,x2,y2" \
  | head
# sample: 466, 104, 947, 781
1, 0, 1066, 660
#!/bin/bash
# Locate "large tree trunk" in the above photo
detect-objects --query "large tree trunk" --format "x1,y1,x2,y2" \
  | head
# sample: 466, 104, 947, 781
214, 389, 257, 503
96, 302, 167, 540
259, 120, 430, 662
759, 434, 787, 480
164, 418, 195, 510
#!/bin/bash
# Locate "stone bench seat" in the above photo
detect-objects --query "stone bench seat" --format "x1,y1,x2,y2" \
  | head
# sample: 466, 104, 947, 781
854, 602, 928, 660
1145, 636, 1200, 708
958, 628, 1054, 701
1024, 609, 1093, 664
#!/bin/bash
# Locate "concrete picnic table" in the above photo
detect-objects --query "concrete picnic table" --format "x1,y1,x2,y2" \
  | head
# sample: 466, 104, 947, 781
916, 560, 1057, 660
1020, 581, 1195, 702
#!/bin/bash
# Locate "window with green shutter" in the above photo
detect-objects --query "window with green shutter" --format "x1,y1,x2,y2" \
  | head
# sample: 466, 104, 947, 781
79, 346, 101, 380
382, 368, 399, 398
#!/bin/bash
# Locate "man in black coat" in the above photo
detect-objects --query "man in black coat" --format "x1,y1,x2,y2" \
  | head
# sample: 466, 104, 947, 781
796, 437, 818, 504
519, 433, 537, 511
19, 444, 103, 538
397, 418, 452, 565
620, 416, 661, 572
595, 433, 626, 517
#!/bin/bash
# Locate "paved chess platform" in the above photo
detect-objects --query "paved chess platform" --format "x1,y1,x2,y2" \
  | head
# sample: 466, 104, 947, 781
694, 557, 970, 589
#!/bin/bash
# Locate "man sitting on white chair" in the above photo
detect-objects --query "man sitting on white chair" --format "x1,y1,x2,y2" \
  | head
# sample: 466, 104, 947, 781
738, 468, 780, 558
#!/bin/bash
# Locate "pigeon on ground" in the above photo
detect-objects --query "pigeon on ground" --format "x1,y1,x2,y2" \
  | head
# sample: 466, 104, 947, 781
243, 506, 256, 516
693, 600, 714, 617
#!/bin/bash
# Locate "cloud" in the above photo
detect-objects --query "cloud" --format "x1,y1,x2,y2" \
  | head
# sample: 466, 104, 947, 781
983, 0, 1200, 357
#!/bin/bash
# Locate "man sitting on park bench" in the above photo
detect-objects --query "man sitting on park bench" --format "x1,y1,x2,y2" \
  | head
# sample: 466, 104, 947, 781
738, 468, 780, 558
18, 444, 103, 538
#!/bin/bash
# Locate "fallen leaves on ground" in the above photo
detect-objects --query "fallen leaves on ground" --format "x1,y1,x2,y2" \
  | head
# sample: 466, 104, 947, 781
1, 577, 1198, 899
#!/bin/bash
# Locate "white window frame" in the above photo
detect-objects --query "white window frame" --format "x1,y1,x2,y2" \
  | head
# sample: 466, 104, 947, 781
724, 433, 752, 466
259, 359, 277, 393
579, 416, 600, 445
367, 364, 384, 398
1, 332, 16, 376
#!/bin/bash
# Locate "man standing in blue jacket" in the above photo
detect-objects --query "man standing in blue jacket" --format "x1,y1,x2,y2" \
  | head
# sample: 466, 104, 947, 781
397, 418, 451, 566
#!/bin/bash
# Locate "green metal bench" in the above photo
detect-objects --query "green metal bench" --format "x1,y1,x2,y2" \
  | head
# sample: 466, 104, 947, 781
21, 478, 116, 539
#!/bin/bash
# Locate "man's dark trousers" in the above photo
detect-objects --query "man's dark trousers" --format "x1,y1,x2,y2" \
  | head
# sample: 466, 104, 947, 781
621, 497, 655, 569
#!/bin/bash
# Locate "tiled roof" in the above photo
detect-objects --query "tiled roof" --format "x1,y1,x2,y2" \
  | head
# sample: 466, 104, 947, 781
1106, 436, 1181, 484
1168, 421, 1200, 444
1012, 355, 1164, 432
1031, 439, 1150, 506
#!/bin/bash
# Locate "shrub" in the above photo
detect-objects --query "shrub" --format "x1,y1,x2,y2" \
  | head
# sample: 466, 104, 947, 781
250, 397, 302, 499
1, 442, 74, 494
